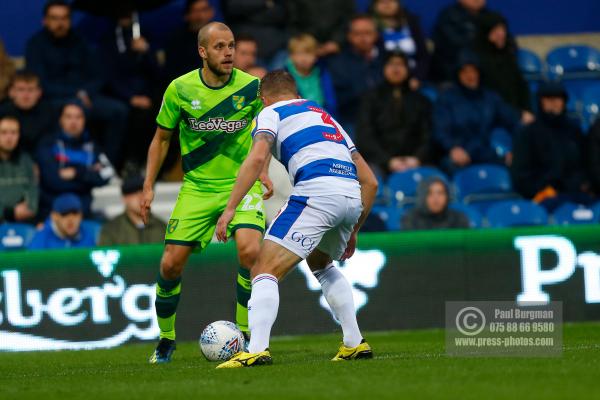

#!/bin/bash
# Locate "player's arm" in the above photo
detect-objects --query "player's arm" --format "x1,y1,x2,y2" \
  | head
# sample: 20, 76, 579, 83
141, 127, 173, 224
341, 151, 378, 261
216, 132, 274, 242
259, 152, 274, 200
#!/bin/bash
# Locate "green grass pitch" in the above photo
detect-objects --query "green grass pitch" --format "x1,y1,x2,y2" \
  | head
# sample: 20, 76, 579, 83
1, 322, 599, 400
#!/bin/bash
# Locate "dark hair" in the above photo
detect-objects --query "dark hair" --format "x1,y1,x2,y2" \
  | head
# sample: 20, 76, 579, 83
184, 0, 210, 15
11, 70, 40, 86
235, 33, 257, 45
371, 0, 408, 28
59, 100, 86, 117
260, 70, 298, 97
383, 50, 409, 66
43, 0, 70, 16
349, 13, 376, 26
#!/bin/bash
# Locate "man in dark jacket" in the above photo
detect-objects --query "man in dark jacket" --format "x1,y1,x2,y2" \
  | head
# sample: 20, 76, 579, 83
36, 102, 114, 220
163, 0, 215, 83
25, 0, 128, 166
401, 176, 470, 230
356, 51, 431, 174
99, 175, 166, 246
0, 71, 57, 153
287, 0, 356, 57
327, 14, 384, 134
511, 82, 592, 211
433, 52, 521, 173
0, 116, 38, 223
431, 0, 491, 82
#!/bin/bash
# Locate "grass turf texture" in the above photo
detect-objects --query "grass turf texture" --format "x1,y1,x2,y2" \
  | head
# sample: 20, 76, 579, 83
1, 322, 599, 400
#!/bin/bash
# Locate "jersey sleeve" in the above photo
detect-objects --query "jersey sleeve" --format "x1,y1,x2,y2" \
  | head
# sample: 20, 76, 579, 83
156, 81, 181, 130
252, 107, 280, 139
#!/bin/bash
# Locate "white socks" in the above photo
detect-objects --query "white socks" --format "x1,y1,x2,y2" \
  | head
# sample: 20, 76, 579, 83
313, 264, 363, 348
248, 273, 279, 353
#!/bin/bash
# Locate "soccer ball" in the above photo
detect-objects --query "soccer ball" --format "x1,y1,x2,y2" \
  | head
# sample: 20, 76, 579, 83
199, 320, 245, 361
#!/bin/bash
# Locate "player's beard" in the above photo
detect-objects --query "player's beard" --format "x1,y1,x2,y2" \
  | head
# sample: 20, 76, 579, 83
205, 57, 232, 78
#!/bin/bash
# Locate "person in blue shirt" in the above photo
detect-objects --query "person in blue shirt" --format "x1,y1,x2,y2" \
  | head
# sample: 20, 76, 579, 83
29, 193, 97, 250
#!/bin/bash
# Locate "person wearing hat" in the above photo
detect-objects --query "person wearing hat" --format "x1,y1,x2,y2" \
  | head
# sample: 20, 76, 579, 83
99, 176, 166, 246
356, 51, 431, 175
28, 193, 96, 249
432, 50, 523, 174
511, 82, 592, 211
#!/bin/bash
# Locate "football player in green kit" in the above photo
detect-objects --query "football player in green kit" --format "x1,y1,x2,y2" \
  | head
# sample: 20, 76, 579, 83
142, 22, 272, 363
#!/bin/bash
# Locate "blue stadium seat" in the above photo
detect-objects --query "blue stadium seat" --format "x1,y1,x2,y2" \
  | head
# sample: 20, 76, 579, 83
81, 220, 103, 243
387, 167, 448, 206
0, 223, 36, 250
592, 202, 600, 221
518, 48, 544, 80
453, 164, 519, 211
546, 45, 600, 79
374, 172, 387, 205
490, 128, 513, 157
370, 205, 403, 231
486, 200, 548, 228
581, 82, 600, 131
449, 203, 483, 228
552, 202, 597, 225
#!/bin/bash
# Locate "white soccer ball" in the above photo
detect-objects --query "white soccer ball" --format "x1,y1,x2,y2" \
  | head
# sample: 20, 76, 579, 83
199, 320, 245, 361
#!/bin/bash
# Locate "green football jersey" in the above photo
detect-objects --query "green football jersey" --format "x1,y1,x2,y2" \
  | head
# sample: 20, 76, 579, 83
157, 68, 262, 191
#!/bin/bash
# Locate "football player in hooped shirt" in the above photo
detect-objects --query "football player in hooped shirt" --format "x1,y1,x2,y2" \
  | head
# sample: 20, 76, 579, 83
215, 70, 379, 368
143, 22, 273, 364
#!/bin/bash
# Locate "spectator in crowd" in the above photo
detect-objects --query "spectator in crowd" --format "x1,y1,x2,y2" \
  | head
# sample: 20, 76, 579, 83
99, 175, 166, 246
222, 0, 287, 66
474, 12, 532, 113
0, 39, 16, 102
99, 8, 161, 174
285, 34, 337, 115
511, 82, 592, 211
371, 0, 430, 87
402, 176, 470, 230
431, 0, 491, 82
36, 102, 114, 220
327, 14, 384, 133
356, 51, 431, 174
0, 116, 38, 223
287, 0, 356, 57
29, 193, 96, 249
433, 52, 522, 174
0, 71, 57, 153
588, 118, 600, 195
25, 0, 128, 166
233, 34, 267, 78
163, 0, 215, 82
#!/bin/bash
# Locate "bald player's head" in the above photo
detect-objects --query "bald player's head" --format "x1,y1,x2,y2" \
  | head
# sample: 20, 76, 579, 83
197, 22, 231, 48
197, 22, 235, 78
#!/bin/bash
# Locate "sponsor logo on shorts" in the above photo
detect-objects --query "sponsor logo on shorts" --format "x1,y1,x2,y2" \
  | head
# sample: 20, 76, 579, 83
167, 219, 179, 233
290, 231, 316, 251
187, 117, 248, 133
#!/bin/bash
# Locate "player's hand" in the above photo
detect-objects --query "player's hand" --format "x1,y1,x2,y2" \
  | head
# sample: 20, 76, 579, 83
259, 173, 274, 200
140, 186, 154, 225
341, 232, 357, 261
216, 208, 235, 242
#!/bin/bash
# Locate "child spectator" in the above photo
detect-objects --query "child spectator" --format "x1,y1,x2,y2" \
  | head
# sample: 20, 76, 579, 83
401, 177, 470, 230
99, 175, 166, 246
0, 71, 57, 154
371, 0, 430, 87
29, 193, 96, 249
285, 34, 337, 115
0, 116, 38, 223
36, 102, 114, 220
356, 52, 431, 174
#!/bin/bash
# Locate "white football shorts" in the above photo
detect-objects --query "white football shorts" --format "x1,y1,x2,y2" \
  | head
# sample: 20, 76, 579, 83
264, 194, 363, 260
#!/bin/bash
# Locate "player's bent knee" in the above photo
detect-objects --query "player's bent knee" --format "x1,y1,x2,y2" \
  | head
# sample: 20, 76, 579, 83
237, 242, 260, 269
306, 249, 333, 271
159, 245, 190, 280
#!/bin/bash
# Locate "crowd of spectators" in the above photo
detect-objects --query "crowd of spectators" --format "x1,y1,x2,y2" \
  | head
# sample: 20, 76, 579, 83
0, 0, 599, 248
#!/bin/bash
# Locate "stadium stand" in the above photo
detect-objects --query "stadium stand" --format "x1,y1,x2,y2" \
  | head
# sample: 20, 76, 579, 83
386, 167, 448, 207
552, 202, 597, 225
449, 203, 483, 228
0, 222, 36, 250
453, 164, 519, 211
486, 200, 548, 228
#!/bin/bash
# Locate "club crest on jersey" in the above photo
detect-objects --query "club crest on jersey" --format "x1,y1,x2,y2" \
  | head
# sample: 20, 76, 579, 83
188, 117, 248, 133
232, 95, 245, 110
167, 219, 179, 233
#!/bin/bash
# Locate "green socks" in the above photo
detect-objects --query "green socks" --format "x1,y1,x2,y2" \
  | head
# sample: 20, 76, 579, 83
155, 275, 181, 340
236, 266, 252, 333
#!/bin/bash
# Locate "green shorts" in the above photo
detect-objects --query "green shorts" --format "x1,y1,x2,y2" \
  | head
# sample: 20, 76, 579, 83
164, 181, 265, 251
